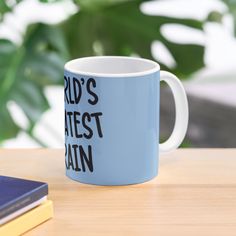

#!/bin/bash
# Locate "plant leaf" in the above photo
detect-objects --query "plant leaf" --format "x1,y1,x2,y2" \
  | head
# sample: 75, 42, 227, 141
0, 0, 22, 20
221, 0, 236, 36
62, 0, 204, 78
0, 24, 68, 142
0, 105, 20, 142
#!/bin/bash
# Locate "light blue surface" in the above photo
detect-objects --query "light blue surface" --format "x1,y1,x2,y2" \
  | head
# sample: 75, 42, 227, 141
64, 70, 160, 185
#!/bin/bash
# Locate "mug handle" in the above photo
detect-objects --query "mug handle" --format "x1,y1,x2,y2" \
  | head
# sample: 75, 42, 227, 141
159, 71, 189, 153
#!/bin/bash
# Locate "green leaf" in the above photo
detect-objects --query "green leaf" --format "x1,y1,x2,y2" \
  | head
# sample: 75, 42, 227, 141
164, 41, 204, 78
11, 81, 50, 123
0, 1, 11, 17
0, 106, 20, 142
74, 0, 133, 10
0, 0, 207, 145
207, 11, 223, 23
39, 0, 62, 2
0, 0, 22, 20
221, 0, 236, 36
62, 0, 204, 78
0, 24, 69, 142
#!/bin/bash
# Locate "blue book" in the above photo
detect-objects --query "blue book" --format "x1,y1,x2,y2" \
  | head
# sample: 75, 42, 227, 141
0, 176, 48, 221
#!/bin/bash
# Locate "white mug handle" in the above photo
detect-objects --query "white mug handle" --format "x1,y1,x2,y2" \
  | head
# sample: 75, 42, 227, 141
159, 71, 189, 153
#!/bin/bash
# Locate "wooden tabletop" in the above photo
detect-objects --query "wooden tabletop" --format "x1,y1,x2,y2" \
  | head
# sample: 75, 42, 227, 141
0, 149, 236, 236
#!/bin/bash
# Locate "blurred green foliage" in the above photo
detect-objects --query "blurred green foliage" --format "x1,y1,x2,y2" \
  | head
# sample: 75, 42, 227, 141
0, 0, 207, 145
223, 0, 236, 35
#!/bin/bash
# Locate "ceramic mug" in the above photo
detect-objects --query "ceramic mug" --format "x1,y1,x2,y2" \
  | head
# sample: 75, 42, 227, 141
64, 56, 188, 185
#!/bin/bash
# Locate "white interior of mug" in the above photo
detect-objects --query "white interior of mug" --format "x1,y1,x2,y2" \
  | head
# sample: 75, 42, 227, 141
64, 56, 160, 77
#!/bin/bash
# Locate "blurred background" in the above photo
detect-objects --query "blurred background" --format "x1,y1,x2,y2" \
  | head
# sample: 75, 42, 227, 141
0, 0, 235, 148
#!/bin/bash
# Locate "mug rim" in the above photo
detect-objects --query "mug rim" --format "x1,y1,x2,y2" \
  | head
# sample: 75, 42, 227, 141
64, 56, 160, 78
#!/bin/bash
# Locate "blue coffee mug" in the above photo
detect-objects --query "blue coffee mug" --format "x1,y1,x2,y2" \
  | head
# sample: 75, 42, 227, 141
64, 56, 188, 185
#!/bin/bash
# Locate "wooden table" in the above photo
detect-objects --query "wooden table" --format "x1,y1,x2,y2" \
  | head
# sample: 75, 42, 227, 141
0, 149, 236, 236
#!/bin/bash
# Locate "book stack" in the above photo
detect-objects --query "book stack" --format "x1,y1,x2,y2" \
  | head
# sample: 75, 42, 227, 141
0, 176, 53, 236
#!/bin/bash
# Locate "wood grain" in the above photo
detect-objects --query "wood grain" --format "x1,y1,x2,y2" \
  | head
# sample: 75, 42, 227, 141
0, 149, 236, 236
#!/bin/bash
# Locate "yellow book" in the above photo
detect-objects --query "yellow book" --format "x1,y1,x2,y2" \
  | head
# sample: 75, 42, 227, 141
0, 200, 53, 236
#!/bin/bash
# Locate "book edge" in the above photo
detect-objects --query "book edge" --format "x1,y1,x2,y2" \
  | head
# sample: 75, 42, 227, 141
0, 181, 48, 219
0, 200, 53, 236
0, 196, 47, 225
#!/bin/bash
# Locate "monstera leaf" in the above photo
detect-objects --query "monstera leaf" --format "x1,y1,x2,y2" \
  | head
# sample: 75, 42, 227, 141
0, 24, 68, 143
0, 0, 207, 145
63, 0, 204, 78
